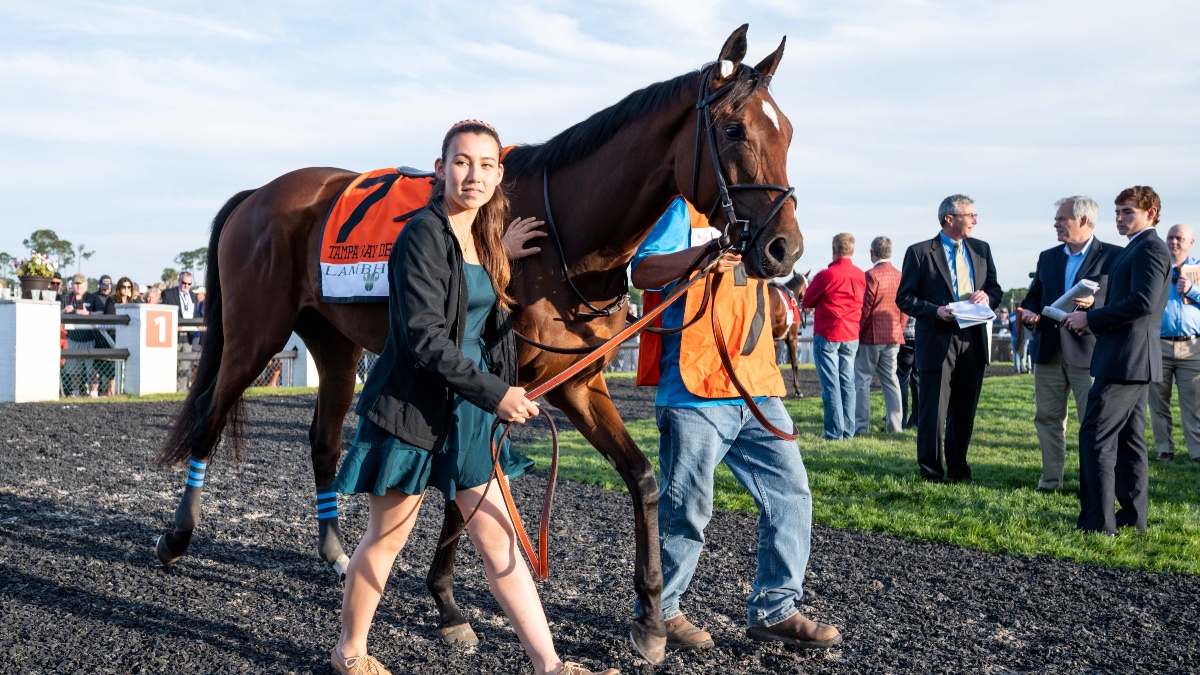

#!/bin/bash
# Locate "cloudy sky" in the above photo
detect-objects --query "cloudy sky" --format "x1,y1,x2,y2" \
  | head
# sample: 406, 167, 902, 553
2, 0, 1197, 290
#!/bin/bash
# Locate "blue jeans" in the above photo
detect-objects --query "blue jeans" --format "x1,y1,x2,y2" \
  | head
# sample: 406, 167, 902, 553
635, 399, 812, 627
813, 335, 859, 439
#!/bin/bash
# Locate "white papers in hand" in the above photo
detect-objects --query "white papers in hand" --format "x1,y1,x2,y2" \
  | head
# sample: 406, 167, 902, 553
1042, 279, 1100, 322
949, 300, 996, 329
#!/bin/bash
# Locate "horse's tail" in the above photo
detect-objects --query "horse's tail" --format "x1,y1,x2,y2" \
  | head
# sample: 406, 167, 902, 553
155, 189, 257, 467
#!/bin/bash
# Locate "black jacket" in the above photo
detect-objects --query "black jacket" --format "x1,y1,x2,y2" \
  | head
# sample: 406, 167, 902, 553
1086, 229, 1171, 383
1021, 238, 1123, 369
357, 198, 516, 452
160, 287, 199, 318
896, 235, 1003, 371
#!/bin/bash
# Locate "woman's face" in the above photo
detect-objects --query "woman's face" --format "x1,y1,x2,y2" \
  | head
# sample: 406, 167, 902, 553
118, 282, 132, 300
434, 132, 503, 215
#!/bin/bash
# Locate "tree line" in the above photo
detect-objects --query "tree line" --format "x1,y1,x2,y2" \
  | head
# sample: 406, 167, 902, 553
1, 229, 206, 293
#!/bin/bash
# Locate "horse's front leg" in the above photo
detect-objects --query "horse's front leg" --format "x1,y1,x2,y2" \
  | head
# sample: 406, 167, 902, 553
427, 498, 480, 645
546, 372, 666, 665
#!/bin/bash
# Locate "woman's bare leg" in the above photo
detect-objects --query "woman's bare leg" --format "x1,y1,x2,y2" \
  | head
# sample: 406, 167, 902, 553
456, 480, 562, 675
337, 490, 426, 659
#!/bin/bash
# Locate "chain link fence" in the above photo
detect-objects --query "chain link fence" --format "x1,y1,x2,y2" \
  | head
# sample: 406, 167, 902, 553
60, 319, 127, 398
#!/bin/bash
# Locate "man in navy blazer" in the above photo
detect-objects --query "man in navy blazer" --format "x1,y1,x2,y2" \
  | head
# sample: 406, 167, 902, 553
1019, 196, 1123, 491
897, 195, 1003, 483
1063, 186, 1171, 534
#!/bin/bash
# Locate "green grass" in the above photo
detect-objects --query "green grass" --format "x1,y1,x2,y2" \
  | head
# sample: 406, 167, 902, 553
520, 374, 1200, 575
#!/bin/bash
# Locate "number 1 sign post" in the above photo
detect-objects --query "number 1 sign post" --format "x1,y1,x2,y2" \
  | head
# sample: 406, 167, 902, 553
116, 305, 178, 395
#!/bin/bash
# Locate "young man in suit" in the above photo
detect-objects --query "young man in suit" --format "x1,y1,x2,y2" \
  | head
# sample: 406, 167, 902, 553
1063, 186, 1171, 534
1018, 196, 1123, 491
897, 194, 1003, 483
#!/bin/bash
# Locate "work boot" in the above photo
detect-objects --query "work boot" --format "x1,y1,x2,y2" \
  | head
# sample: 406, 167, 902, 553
746, 613, 842, 649
553, 663, 620, 675
331, 646, 392, 675
665, 614, 715, 650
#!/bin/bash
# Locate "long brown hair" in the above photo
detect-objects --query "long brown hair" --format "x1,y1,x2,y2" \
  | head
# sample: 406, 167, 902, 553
428, 121, 514, 308
113, 276, 137, 304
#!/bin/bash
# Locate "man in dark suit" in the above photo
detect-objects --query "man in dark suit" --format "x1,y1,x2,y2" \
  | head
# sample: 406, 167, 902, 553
1063, 187, 1171, 534
1019, 196, 1123, 491
897, 194, 1003, 482
160, 271, 199, 320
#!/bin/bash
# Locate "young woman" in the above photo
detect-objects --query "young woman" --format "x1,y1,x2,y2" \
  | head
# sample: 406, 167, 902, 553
330, 121, 619, 675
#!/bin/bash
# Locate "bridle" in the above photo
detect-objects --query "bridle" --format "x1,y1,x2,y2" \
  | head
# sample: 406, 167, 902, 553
450, 62, 802, 579
519, 61, 798, 349
691, 61, 795, 258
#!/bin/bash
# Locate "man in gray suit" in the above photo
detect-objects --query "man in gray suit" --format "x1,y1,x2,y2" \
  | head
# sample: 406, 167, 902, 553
1019, 196, 1123, 491
1063, 186, 1171, 534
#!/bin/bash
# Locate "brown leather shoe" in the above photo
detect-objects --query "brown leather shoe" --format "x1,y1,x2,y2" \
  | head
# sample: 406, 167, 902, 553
554, 662, 620, 675
665, 614, 715, 650
1157, 452, 1175, 462
331, 646, 392, 675
745, 613, 842, 649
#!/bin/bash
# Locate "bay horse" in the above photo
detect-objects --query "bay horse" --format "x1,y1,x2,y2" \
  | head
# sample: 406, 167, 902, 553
769, 272, 809, 396
153, 25, 802, 664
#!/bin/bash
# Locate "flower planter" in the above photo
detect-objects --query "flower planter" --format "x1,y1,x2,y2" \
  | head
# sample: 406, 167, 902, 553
19, 275, 52, 300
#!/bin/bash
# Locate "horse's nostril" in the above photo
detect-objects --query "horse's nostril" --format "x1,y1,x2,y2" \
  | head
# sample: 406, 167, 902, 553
767, 237, 788, 264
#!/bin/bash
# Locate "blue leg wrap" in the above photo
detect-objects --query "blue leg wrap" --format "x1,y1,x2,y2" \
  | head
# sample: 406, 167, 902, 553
316, 489, 338, 520
186, 459, 208, 488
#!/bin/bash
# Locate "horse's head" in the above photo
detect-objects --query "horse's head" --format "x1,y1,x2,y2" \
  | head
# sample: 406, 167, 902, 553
680, 25, 802, 279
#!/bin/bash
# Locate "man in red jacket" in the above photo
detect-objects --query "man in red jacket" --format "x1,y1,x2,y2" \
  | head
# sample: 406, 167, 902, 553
802, 233, 866, 439
855, 236, 908, 433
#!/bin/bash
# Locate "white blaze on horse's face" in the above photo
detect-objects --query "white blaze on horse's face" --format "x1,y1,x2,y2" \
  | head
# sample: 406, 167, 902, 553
435, 132, 504, 216
761, 100, 780, 131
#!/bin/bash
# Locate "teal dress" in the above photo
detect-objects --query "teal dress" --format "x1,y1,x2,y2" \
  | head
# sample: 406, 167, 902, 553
333, 263, 534, 499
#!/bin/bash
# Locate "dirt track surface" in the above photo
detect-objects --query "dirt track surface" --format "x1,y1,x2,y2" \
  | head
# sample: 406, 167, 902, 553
2, 389, 1198, 674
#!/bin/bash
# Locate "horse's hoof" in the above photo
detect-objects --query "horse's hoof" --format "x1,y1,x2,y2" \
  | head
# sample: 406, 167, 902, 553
434, 622, 479, 646
155, 534, 184, 567
630, 624, 667, 665
331, 554, 350, 583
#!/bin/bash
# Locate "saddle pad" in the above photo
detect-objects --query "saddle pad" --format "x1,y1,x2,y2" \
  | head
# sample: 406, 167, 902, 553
318, 167, 435, 303
773, 285, 799, 326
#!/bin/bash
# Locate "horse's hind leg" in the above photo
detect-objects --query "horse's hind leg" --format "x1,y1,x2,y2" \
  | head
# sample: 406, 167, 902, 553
156, 331, 293, 566
426, 499, 480, 644
545, 371, 667, 665
296, 315, 361, 581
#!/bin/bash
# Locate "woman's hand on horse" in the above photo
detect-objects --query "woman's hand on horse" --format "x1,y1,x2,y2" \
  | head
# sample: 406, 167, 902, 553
714, 252, 742, 274
497, 386, 541, 423
503, 217, 548, 260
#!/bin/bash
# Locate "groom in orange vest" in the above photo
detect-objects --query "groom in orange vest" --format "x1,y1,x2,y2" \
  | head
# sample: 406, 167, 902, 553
631, 197, 842, 652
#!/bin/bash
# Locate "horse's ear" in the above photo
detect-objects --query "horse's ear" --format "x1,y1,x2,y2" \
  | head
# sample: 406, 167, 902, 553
754, 36, 786, 83
714, 24, 749, 81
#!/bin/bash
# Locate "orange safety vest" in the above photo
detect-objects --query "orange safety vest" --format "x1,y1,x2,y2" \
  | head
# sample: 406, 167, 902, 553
636, 201, 785, 399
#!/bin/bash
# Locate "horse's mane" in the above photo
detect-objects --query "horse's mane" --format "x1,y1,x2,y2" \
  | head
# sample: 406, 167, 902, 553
503, 65, 763, 179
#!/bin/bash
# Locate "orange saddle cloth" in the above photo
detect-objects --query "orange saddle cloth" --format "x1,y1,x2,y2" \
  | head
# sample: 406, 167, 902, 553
318, 167, 435, 303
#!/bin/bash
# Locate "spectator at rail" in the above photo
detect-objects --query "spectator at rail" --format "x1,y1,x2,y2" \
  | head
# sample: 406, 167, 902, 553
61, 273, 106, 397
161, 272, 199, 351
897, 315, 919, 429
855, 236, 907, 434
144, 285, 163, 305
95, 274, 114, 303
897, 194, 1003, 483
1011, 310, 1031, 373
802, 233, 866, 440
103, 276, 138, 313
49, 271, 63, 299
1149, 224, 1200, 463
193, 286, 207, 317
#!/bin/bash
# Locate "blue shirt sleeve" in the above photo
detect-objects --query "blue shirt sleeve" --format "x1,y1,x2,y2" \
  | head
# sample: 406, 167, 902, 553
630, 197, 691, 290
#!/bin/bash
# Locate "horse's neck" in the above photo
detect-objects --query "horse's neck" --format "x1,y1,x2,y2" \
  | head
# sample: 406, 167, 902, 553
546, 108, 693, 272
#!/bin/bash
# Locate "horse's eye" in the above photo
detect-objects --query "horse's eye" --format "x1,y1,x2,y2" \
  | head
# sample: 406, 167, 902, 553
724, 124, 745, 141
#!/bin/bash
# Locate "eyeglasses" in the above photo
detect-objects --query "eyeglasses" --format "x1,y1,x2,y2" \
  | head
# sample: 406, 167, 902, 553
951, 213, 978, 219
179, 281, 191, 286
119, 284, 132, 289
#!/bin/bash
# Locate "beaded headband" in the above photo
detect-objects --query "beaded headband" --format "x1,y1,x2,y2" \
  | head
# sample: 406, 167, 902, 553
448, 119, 498, 134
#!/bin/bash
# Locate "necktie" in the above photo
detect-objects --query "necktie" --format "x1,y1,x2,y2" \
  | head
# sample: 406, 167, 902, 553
953, 242, 972, 300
